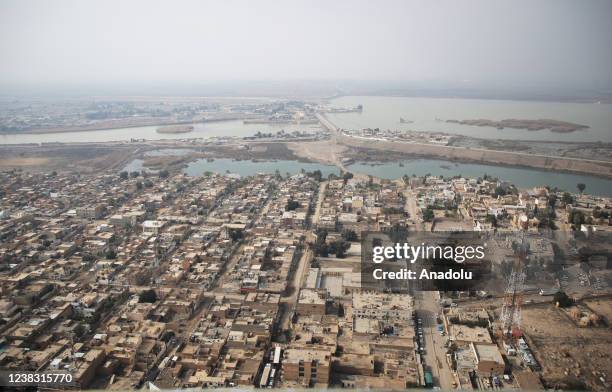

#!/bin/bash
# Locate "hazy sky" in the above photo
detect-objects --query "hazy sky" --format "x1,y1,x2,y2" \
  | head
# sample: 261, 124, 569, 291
1, 0, 611, 92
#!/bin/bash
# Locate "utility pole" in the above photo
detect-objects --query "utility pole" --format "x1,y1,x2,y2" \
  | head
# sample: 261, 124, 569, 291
499, 232, 527, 337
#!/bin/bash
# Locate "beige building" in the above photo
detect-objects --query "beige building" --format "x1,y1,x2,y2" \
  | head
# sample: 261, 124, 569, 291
473, 343, 506, 375
76, 204, 105, 219
296, 289, 327, 316
283, 348, 331, 387
352, 291, 412, 321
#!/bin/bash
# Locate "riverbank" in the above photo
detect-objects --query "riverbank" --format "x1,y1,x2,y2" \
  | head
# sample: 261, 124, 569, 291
328, 95, 612, 143
1, 116, 256, 135
336, 133, 612, 179
2, 139, 612, 196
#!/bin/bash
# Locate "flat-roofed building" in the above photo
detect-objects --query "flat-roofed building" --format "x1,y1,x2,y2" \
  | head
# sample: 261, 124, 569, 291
142, 220, 165, 235
283, 348, 331, 387
473, 343, 506, 375
296, 289, 326, 315
352, 291, 412, 321
450, 325, 492, 344
76, 204, 105, 219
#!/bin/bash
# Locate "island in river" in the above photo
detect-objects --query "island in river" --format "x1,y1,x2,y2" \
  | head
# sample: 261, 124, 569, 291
156, 125, 194, 134
446, 118, 589, 133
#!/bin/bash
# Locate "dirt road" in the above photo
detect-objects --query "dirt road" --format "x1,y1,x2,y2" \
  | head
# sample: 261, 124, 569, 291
312, 181, 327, 226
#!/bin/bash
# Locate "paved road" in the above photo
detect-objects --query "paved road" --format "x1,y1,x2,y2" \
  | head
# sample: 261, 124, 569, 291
416, 290, 456, 390
315, 113, 350, 172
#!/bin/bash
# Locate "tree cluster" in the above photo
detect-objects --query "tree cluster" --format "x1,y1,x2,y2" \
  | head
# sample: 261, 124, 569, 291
553, 291, 574, 308
422, 208, 435, 222
285, 199, 300, 211
138, 289, 158, 303
313, 229, 351, 258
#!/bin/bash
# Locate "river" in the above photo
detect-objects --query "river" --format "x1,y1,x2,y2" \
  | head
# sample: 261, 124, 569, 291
328, 96, 612, 142
4, 96, 610, 144
0, 120, 320, 144
7, 95, 612, 195
160, 157, 612, 196
347, 159, 612, 197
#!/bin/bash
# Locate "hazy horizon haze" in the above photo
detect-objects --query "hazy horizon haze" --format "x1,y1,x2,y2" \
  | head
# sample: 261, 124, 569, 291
1, 0, 611, 96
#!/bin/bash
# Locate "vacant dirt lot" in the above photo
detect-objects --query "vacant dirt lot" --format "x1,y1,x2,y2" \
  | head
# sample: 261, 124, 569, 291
287, 140, 347, 167
0, 157, 50, 167
585, 298, 612, 325
0, 145, 137, 173
521, 303, 612, 391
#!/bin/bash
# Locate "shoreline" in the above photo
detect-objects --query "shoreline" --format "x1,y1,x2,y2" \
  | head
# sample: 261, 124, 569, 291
336, 134, 612, 180
0, 136, 612, 180
0, 117, 254, 135
345, 150, 612, 181
2, 140, 612, 197
2, 137, 612, 181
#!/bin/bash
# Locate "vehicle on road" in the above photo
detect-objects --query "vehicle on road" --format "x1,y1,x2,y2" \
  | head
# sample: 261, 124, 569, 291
424, 370, 434, 388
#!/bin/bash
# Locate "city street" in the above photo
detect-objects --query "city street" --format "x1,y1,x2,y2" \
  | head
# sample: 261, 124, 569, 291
416, 290, 456, 390
277, 181, 324, 331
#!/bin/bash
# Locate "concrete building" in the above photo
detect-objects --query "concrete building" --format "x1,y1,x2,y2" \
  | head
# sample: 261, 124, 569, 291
473, 343, 506, 375
352, 291, 412, 321
296, 289, 327, 315
283, 348, 331, 387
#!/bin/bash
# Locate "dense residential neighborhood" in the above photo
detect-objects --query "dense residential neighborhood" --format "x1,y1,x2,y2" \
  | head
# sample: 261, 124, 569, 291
1, 166, 611, 390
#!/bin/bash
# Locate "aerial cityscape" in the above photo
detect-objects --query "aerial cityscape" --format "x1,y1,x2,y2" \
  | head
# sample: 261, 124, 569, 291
1, 1, 611, 391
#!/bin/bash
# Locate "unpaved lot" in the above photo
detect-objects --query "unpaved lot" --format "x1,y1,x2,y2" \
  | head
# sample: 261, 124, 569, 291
521, 303, 612, 391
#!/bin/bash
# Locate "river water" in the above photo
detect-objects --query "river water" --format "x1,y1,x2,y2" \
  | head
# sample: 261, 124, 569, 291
4, 96, 610, 144
160, 157, 612, 196
5, 96, 612, 195
0, 120, 320, 144
347, 159, 612, 197
328, 96, 612, 142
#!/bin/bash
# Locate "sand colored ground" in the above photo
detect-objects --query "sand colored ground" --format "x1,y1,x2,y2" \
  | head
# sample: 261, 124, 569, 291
0, 145, 138, 173
521, 304, 612, 391
287, 140, 347, 169
0, 157, 50, 167
584, 298, 612, 324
